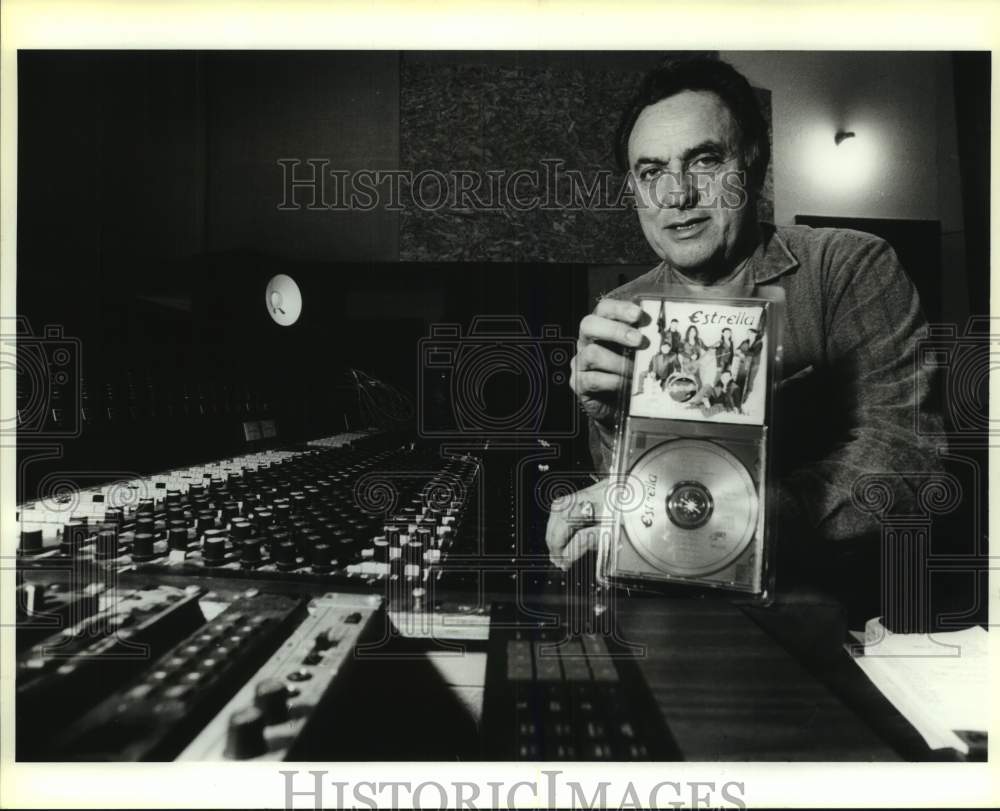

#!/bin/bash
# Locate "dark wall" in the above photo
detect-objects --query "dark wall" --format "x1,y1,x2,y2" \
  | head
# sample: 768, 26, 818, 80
204, 52, 400, 261
17, 52, 205, 349
17, 49, 401, 381
16, 50, 595, 496
16, 51, 404, 494
18, 50, 400, 325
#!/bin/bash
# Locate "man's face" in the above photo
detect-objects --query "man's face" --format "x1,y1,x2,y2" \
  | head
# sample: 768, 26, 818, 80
669, 320, 679, 332
627, 90, 753, 281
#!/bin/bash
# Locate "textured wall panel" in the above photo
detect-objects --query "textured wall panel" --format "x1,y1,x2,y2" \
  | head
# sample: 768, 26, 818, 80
400, 57, 773, 264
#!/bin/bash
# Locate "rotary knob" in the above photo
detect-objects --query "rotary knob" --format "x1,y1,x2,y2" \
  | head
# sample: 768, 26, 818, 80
19, 529, 43, 556
253, 678, 289, 724
168, 527, 189, 551
195, 512, 216, 533
274, 503, 292, 525
273, 540, 298, 571
202, 529, 228, 565
230, 521, 252, 541
220, 502, 239, 524
132, 532, 156, 562
96, 529, 120, 559
311, 542, 334, 574
240, 537, 263, 568
224, 706, 267, 759
60, 521, 89, 555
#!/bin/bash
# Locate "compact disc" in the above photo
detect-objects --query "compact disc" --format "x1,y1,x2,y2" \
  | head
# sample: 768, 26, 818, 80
622, 438, 758, 577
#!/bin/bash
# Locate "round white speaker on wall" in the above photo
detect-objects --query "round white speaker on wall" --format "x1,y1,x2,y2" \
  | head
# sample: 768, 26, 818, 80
265, 274, 302, 326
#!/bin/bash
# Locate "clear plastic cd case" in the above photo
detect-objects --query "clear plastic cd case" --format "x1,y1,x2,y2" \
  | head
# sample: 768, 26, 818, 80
598, 286, 785, 601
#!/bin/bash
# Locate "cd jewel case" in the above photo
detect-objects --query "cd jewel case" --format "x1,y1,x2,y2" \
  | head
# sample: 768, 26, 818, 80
598, 286, 785, 601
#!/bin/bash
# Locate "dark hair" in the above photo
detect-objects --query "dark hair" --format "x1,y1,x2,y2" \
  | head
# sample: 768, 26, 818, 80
685, 325, 700, 343
615, 57, 770, 192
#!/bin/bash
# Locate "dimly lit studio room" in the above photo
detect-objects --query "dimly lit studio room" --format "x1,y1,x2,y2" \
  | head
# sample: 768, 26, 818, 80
10, 48, 991, 769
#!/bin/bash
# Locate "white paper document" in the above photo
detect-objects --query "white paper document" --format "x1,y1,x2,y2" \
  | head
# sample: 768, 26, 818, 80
847, 617, 988, 755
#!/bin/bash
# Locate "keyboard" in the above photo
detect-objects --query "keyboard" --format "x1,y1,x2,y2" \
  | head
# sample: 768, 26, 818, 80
481, 605, 679, 760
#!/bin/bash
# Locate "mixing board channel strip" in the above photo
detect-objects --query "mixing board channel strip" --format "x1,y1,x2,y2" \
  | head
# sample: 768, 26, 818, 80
15, 578, 105, 651
178, 592, 383, 760
16, 584, 209, 759
48, 591, 307, 761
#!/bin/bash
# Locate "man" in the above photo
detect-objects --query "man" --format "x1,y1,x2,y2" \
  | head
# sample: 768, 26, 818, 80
547, 57, 943, 575
647, 340, 676, 391
710, 369, 741, 413
734, 326, 762, 405
662, 318, 683, 373
715, 326, 736, 375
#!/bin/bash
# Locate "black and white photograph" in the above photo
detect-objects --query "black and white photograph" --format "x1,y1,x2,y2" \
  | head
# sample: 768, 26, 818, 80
0, 1, 996, 809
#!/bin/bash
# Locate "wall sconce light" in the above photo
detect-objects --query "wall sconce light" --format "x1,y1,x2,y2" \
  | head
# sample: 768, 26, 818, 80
834, 130, 857, 146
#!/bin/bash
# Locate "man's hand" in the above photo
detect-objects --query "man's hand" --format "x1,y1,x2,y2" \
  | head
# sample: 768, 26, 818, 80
570, 298, 645, 426
546, 478, 609, 570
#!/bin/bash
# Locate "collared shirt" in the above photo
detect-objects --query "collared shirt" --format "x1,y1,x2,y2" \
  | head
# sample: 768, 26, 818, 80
590, 223, 946, 546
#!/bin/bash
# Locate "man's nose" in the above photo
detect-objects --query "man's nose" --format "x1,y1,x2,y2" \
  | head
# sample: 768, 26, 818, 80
660, 169, 699, 210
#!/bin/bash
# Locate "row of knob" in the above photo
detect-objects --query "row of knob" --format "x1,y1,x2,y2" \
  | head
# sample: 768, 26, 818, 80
22, 458, 480, 578
15, 433, 403, 540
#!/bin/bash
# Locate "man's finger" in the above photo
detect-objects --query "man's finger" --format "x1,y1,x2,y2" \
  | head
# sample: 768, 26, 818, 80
546, 495, 598, 558
569, 368, 623, 397
575, 342, 634, 377
594, 298, 643, 325
559, 528, 600, 569
545, 504, 573, 559
578, 313, 644, 350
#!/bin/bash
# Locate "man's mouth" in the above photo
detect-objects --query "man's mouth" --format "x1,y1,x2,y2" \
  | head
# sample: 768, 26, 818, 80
666, 216, 709, 232
664, 216, 710, 239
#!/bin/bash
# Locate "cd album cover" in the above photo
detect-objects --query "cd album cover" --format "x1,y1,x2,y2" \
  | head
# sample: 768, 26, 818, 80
601, 287, 784, 599
630, 298, 769, 425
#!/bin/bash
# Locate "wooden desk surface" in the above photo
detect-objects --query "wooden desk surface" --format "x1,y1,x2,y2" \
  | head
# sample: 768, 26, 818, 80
611, 595, 901, 760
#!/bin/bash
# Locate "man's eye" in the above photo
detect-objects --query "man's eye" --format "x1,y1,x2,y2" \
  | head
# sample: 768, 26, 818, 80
638, 166, 662, 181
690, 154, 723, 170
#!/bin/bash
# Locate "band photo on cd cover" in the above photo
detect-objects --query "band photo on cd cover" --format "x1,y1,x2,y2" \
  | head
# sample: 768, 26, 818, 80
629, 298, 769, 424
0, 3, 995, 807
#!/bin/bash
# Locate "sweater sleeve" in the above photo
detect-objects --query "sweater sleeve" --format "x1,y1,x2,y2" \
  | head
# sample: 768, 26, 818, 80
777, 234, 946, 543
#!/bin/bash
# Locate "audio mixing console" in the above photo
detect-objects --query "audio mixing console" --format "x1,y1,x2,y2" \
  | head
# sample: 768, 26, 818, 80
17, 432, 480, 591
13, 430, 666, 762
